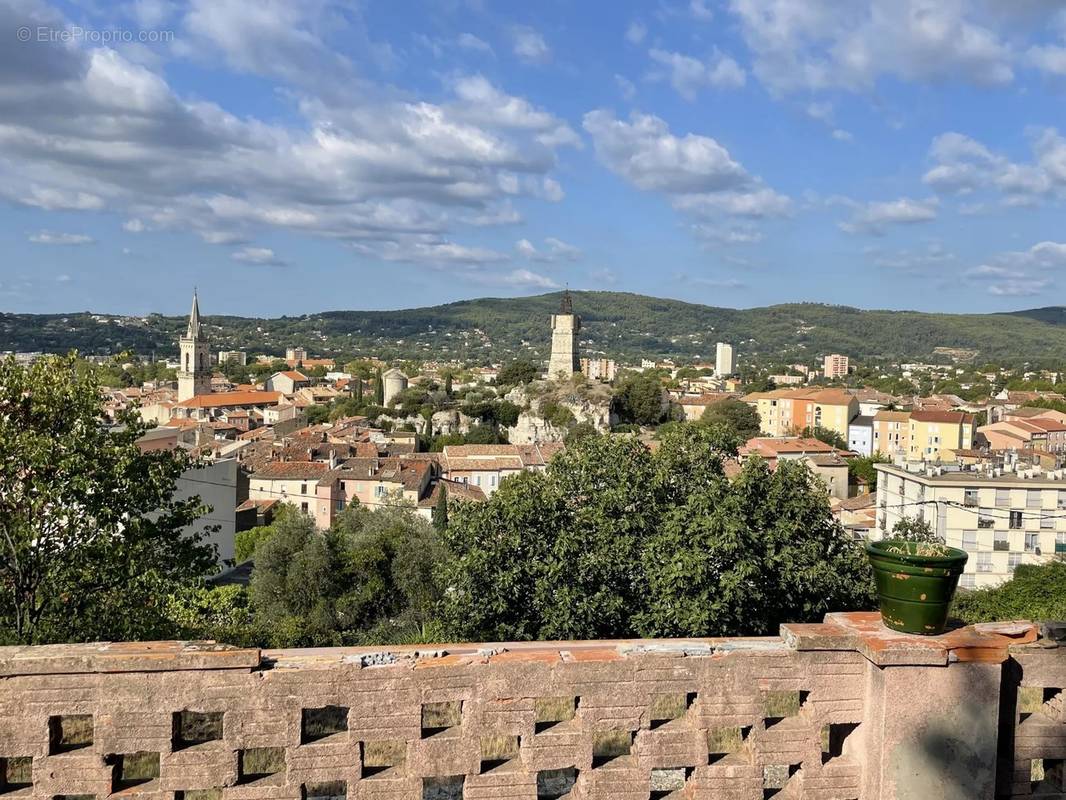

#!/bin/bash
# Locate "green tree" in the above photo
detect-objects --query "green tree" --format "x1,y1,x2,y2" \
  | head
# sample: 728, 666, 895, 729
444, 373, 453, 396
437, 425, 874, 641
305, 404, 330, 425
249, 505, 444, 646
847, 454, 888, 491
497, 359, 539, 388
699, 398, 761, 440
612, 373, 666, 426
799, 425, 848, 449
953, 559, 1066, 624
0, 354, 216, 644
433, 483, 449, 532
374, 367, 385, 406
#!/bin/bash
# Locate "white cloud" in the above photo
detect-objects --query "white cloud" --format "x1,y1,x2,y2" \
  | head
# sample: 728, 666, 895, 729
583, 109, 789, 242
729, 0, 1014, 94
28, 231, 94, 245
456, 32, 493, 54
689, 0, 714, 21
123, 218, 146, 233
0, 1, 576, 278
496, 268, 560, 288
512, 26, 551, 64
839, 197, 939, 235
923, 130, 1060, 205
231, 246, 285, 265
648, 48, 746, 99
515, 237, 582, 262
626, 20, 647, 44
963, 240, 1066, 296
832, 129, 854, 142
615, 74, 637, 100
583, 110, 750, 194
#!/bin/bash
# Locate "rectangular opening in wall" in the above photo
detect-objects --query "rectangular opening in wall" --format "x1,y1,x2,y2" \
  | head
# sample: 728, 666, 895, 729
175, 791, 223, 800
762, 764, 800, 798
760, 690, 807, 728
534, 696, 576, 734
591, 730, 632, 768
1, 756, 32, 792
479, 735, 520, 773
1032, 758, 1065, 792
48, 715, 93, 755
238, 747, 286, 785
649, 693, 695, 730
422, 775, 464, 800
821, 722, 859, 764
420, 701, 462, 739
707, 725, 749, 765
108, 751, 160, 791
303, 781, 347, 799
362, 740, 405, 778
649, 767, 692, 799
536, 767, 578, 799
301, 706, 349, 744
173, 710, 224, 750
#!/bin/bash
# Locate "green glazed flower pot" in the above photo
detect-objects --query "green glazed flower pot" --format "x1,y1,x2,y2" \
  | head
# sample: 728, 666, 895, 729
865, 540, 968, 635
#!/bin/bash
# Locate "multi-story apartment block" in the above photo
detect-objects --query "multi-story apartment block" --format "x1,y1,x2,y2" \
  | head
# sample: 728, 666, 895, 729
715, 342, 735, 377
580, 358, 617, 382
872, 410, 910, 458
217, 350, 247, 366
874, 461, 1066, 588
743, 388, 859, 440
823, 354, 850, 379
907, 410, 974, 461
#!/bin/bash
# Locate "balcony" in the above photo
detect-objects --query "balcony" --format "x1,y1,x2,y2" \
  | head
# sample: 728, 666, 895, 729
994, 540, 1010, 551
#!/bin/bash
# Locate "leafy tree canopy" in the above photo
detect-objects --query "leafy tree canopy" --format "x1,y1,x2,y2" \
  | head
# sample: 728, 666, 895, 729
0, 354, 215, 644
497, 359, 540, 388
700, 398, 761, 440
954, 559, 1066, 624
612, 372, 667, 426
437, 425, 875, 642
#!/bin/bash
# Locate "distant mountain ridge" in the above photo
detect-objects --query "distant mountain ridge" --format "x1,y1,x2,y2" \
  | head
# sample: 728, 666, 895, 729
2, 292, 1065, 366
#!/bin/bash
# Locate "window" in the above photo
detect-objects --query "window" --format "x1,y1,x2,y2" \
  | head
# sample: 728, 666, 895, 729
1010, 511, 1024, 530
961, 531, 978, 552
996, 489, 1010, 508
978, 516, 994, 529
960, 573, 976, 589
1028, 491, 1043, 510
375, 486, 386, 498
1042, 515, 1055, 530
301, 502, 309, 514
976, 552, 992, 573
964, 489, 979, 507
301, 483, 307, 495
1059, 490, 1066, 510
994, 531, 1009, 551
1009, 553, 1022, 572
490, 475, 498, 487
1025, 533, 1039, 553
472, 475, 480, 486
1057, 532, 1066, 554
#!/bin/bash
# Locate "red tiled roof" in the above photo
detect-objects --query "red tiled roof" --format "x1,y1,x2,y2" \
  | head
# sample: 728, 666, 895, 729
175, 390, 282, 409
249, 461, 330, 480
910, 410, 973, 424
279, 370, 309, 381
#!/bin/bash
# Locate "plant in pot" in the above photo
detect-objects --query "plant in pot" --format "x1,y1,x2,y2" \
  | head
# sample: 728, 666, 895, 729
866, 517, 968, 635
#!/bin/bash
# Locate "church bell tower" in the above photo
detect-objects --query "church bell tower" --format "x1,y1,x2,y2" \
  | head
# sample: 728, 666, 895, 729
177, 290, 211, 402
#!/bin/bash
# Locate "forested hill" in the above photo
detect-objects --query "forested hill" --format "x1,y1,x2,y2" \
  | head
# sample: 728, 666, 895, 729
2, 292, 1066, 366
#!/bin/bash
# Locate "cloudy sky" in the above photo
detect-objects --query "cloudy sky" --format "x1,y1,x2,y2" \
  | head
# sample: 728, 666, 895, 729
4, 0, 1066, 315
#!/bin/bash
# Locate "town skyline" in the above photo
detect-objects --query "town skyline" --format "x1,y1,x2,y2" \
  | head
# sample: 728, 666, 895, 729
5, 1, 1066, 315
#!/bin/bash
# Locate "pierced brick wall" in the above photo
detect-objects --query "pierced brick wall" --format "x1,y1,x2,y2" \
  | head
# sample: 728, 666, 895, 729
0, 613, 1049, 800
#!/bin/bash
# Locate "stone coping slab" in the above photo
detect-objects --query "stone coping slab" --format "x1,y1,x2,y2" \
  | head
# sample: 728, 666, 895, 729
0, 613, 1041, 676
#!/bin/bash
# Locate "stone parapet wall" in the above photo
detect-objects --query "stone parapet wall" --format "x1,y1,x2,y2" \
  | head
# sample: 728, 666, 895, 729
0, 613, 1055, 799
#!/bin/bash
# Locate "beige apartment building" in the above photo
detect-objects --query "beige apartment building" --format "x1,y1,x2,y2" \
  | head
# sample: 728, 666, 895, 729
743, 388, 858, 439
823, 353, 850, 379
907, 410, 975, 461
872, 410, 910, 457
875, 462, 1066, 588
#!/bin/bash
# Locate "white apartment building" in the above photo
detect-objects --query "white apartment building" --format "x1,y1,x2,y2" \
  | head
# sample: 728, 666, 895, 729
874, 462, 1066, 588
715, 343, 735, 377
218, 350, 247, 366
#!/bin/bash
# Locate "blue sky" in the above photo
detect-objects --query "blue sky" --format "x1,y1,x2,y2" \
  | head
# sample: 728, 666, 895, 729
4, 0, 1066, 316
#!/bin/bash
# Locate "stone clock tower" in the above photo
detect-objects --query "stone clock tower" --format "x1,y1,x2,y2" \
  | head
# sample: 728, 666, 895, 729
548, 290, 580, 379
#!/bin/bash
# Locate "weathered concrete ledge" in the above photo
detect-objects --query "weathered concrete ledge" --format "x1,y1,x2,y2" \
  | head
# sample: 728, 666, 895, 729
0, 613, 1058, 799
